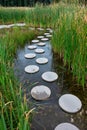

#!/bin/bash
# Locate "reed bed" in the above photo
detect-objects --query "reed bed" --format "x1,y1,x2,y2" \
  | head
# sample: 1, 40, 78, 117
0, 27, 40, 130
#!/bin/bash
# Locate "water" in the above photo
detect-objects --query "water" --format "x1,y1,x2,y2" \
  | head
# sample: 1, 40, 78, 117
14, 31, 87, 130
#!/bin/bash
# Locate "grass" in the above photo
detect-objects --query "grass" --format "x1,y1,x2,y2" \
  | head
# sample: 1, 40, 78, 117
0, 27, 41, 130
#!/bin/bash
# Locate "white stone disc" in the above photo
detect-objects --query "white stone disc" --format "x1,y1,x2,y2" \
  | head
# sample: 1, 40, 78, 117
24, 53, 36, 59
31, 39, 39, 43
36, 58, 48, 64
37, 42, 46, 46
54, 123, 79, 130
35, 49, 45, 54
37, 36, 44, 39
59, 94, 82, 113
41, 38, 49, 41
46, 28, 51, 31
46, 34, 52, 38
37, 28, 44, 31
31, 85, 51, 100
25, 65, 39, 73
44, 32, 50, 35
28, 45, 37, 50
42, 71, 58, 82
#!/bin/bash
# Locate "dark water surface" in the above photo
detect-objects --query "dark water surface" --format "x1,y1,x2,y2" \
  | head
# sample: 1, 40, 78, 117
14, 35, 87, 130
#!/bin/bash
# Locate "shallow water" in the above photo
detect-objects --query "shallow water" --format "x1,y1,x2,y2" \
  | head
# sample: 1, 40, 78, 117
14, 32, 87, 130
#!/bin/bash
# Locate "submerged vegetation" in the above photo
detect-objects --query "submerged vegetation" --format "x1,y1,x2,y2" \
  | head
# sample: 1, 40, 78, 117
0, 1, 87, 129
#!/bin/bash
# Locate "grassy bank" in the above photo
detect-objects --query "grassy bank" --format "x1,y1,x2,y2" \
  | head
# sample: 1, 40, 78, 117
0, 27, 41, 130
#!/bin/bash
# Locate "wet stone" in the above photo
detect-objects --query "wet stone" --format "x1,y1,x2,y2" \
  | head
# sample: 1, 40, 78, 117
31, 85, 51, 100
35, 48, 45, 54
36, 57, 48, 64
54, 123, 79, 130
37, 42, 46, 46
42, 71, 58, 82
31, 39, 39, 43
28, 45, 37, 50
24, 53, 36, 59
24, 65, 39, 74
59, 94, 82, 113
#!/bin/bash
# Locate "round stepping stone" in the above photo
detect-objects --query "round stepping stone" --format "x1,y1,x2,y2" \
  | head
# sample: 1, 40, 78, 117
28, 45, 37, 50
41, 38, 49, 41
46, 28, 51, 31
35, 48, 45, 54
36, 58, 48, 64
37, 28, 44, 31
54, 123, 79, 130
24, 53, 36, 59
25, 65, 39, 73
42, 71, 58, 82
31, 85, 51, 100
59, 94, 82, 113
37, 42, 46, 46
46, 34, 52, 38
37, 36, 44, 39
31, 39, 39, 43
29, 27, 35, 30
49, 30, 53, 33
44, 32, 50, 35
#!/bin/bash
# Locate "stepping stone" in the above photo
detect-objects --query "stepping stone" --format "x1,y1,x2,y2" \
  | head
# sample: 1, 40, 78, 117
49, 30, 53, 33
35, 48, 45, 54
46, 34, 52, 38
24, 53, 36, 59
41, 38, 49, 41
59, 94, 82, 113
15, 23, 26, 26
37, 42, 46, 46
54, 123, 79, 130
42, 71, 58, 82
31, 85, 51, 100
31, 39, 39, 43
25, 65, 39, 73
46, 28, 51, 31
29, 27, 35, 30
37, 28, 44, 31
28, 45, 37, 50
36, 57, 48, 64
37, 36, 44, 39
44, 32, 50, 35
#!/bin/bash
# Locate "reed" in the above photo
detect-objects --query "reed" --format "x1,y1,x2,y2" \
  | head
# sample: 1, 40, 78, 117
0, 27, 40, 130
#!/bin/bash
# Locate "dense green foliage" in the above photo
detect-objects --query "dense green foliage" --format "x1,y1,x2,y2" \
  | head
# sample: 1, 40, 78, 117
0, 28, 40, 130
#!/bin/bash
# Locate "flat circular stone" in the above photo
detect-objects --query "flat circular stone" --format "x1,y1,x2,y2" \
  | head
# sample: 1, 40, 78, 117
37, 36, 44, 39
42, 71, 58, 82
31, 85, 51, 100
37, 42, 46, 46
46, 34, 52, 38
35, 49, 45, 54
44, 32, 50, 35
28, 45, 37, 50
36, 58, 48, 64
41, 38, 49, 41
31, 39, 39, 43
37, 28, 44, 31
54, 123, 79, 130
59, 94, 82, 113
46, 28, 51, 31
25, 65, 39, 73
24, 53, 36, 59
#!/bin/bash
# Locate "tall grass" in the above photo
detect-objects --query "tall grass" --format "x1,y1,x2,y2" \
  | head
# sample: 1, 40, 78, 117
52, 6, 87, 87
0, 27, 40, 130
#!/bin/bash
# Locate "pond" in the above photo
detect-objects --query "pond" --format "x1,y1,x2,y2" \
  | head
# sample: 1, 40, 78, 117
14, 27, 87, 130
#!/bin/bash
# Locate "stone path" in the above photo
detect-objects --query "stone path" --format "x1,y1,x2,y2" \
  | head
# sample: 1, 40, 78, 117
14, 27, 85, 130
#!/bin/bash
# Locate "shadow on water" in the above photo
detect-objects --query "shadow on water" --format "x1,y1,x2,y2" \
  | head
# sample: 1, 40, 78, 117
14, 33, 87, 130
